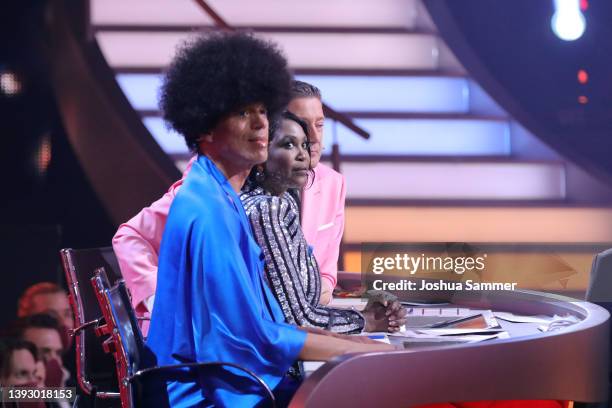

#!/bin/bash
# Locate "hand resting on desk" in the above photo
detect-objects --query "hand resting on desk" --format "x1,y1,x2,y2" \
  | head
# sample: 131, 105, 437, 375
363, 299, 407, 333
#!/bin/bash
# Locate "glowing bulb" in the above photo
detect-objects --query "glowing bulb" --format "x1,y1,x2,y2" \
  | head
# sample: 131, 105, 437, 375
0, 70, 22, 95
551, 0, 586, 41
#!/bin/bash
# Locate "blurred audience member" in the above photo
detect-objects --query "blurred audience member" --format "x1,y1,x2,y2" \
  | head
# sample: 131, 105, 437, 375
17, 282, 75, 381
0, 337, 38, 387
34, 359, 46, 388
0, 337, 53, 408
7, 314, 69, 388
18, 282, 74, 330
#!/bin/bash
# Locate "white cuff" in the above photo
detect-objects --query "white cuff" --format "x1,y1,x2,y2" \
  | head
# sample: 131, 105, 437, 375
143, 295, 155, 313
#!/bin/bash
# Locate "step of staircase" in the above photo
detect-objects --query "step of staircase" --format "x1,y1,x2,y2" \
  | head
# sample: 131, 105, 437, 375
142, 115, 513, 157
116, 73, 477, 113
343, 205, 612, 243
97, 31, 447, 71
323, 118, 510, 156
88, 0, 612, 300
91, 0, 424, 29
324, 160, 565, 200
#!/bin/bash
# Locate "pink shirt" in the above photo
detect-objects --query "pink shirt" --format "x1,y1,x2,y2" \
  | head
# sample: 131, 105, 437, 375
112, 157, 345, 313
301, 163, 346, 289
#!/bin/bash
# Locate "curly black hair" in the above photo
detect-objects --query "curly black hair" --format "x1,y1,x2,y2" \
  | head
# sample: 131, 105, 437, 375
247, 111, 315, 189
160, 32, 292, 151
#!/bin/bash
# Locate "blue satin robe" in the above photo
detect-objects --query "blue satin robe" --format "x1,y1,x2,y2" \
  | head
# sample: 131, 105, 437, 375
146, 155, 306, 407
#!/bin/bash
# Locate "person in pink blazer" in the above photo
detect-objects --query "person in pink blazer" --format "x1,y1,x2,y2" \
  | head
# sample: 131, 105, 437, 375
288, 80, 345, 305
112, 80, 344, 321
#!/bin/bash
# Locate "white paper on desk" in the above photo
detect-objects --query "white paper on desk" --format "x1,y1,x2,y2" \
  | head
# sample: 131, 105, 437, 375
453, 332, 510, 342
303, 361, 325, 374
328, 298, 367, 310
537, 314, 581, 332
493, 312, 552, 324
414, 328, 505, 336
389, 330, 509, 344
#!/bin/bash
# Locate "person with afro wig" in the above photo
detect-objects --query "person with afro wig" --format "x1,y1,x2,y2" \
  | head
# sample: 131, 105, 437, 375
159, 32, 292, 152
143, 32, 396, 407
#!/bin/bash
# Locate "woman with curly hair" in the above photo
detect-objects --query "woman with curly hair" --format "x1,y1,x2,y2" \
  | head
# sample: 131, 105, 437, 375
145, 32, 396, 407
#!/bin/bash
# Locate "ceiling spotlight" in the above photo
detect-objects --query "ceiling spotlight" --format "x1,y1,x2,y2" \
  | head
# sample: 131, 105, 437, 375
551, 0, 586, 41
0, 70, 22, 96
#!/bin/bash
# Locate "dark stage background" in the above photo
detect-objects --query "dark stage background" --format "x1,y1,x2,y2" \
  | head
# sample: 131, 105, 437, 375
0, 1, 115, 327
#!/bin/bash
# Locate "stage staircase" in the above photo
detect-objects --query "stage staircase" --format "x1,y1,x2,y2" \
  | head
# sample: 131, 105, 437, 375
89, 0, 612, 296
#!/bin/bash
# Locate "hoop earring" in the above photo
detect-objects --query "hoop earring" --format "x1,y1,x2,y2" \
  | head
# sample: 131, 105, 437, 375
255, 165, 265, 183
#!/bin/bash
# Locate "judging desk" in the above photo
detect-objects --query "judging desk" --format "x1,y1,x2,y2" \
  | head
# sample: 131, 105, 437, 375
290, 279, 610, 408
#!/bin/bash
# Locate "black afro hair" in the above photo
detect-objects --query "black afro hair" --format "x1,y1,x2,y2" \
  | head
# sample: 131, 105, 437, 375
160, 32, 292, 151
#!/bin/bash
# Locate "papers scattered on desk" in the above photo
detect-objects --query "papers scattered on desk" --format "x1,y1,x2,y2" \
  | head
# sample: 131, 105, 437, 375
404, 308, 500, 330
387, 329, 509, 349
413, 328, 505, 336
397, 308, 507, 347
538, 314, 580, 332
493, 312, 580, 332
493, 312, 552, 324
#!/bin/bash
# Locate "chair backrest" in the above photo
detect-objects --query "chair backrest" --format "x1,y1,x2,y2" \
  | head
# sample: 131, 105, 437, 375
91, 268, 146, 408
586, 248, 612, 304
60, 247, 122, 397
586, 247, 612, 403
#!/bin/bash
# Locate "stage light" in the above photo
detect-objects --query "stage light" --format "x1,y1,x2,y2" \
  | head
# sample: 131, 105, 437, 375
577, 69, 588, 84
551, 0, 586, 41
0, 70, 22, 96
34, 133, 52, 177
580, 0, 589, 11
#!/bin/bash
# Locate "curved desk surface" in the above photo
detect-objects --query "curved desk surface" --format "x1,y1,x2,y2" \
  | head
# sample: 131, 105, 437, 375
290, 287, 610, 408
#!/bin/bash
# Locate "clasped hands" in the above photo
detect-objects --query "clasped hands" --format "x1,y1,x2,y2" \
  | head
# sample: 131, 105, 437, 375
313, 297, 406, 347
362, 297, 407, 333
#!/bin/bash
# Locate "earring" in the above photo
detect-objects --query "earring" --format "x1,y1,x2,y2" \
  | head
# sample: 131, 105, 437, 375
255, 165, 265, 183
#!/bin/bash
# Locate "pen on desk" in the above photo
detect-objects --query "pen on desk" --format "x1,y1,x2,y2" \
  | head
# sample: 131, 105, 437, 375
426, 314, 481, 328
